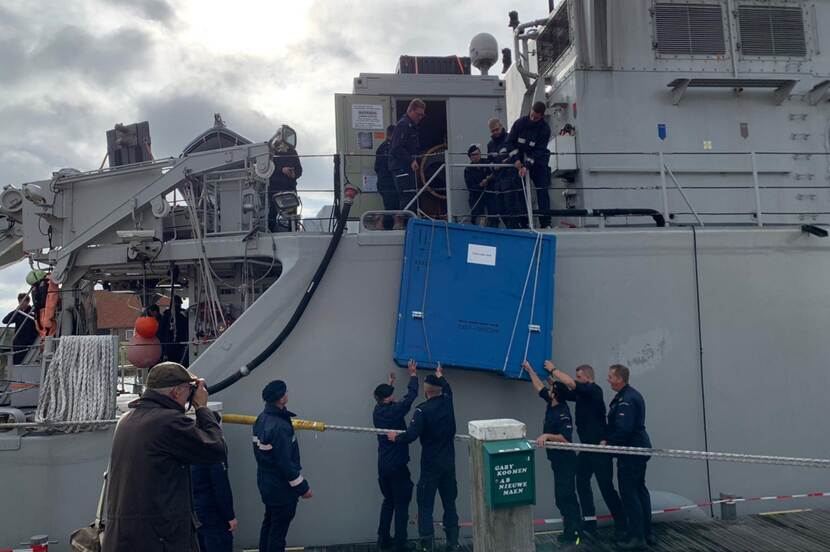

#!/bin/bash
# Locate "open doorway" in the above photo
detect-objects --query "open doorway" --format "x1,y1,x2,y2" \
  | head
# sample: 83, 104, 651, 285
395, 99, 448, 217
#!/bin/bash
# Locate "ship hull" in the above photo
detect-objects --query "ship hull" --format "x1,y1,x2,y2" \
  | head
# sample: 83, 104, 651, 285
2, 226, 829, 550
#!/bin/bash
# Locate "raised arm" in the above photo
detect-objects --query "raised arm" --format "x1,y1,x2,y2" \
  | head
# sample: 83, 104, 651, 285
545, 360, 577, 391
435, 362, 451, 398
393, 359, 419, 416
522, 361, 545, 392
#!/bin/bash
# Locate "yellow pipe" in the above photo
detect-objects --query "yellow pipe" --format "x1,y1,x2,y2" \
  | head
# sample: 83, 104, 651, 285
221, 413, 256, 425
222, 413, 327, 432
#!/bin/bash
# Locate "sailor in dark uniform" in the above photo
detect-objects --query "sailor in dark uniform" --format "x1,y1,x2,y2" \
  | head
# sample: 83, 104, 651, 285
486, 118, 524, 228
374, 124, 398, 230
463, 144, 496, 226
389, 99, 426, 226
268, 130, 303, 232
253, 380, 313, 552
523, 361, 581, 545
604, 364, 653, 550
372, 359, 419, 551
506, 102, 552, 228
548, 361, 627, 539
387, 363, 459, 551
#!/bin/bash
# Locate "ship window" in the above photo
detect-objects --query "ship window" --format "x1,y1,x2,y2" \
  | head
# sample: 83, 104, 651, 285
537, 3, 571, 74
654, 3, 726, 56
737, 5, 806, 57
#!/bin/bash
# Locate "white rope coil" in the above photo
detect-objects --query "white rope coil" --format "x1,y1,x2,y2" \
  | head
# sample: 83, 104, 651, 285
35, 336, 117, 433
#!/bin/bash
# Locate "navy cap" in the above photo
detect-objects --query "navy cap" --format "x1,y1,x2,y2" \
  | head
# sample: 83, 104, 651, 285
467, 144, 481, 156
424, 374, 442, 386
262, 380, 287, 402
374, 383, 394, 400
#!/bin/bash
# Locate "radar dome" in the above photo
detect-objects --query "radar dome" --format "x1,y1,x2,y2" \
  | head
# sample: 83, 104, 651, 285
469, 33, 499, 75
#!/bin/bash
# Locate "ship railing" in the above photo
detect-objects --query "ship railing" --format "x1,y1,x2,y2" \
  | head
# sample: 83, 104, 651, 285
351, 149, 830, 231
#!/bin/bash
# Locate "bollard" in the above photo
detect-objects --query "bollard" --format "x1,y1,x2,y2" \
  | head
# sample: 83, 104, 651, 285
469, 419, 535, 552
720, 493, 739, 521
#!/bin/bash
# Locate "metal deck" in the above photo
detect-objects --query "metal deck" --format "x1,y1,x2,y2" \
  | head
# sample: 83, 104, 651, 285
285, 509, 830, 551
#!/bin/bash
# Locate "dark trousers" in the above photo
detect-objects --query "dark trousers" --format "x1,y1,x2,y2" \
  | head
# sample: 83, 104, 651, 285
259, 501, 298, 552
576, 451, 626, 530
528, 164, 551, 228
197, 522, 232, 552
377, 175, 399, 229
416, 467, 459, 539
617, 457, 651, 540
394, 172, 417, 213
494, 172, 526, 228
551, 455, 582, 539
378, 465, 414, 548
468, 190, 499, 227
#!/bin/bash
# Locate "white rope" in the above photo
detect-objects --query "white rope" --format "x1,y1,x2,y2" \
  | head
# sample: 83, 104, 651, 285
35, 336, 117, 433
420, 221, 437, 362
501, 231, 543, 375
522, 233, 544, 363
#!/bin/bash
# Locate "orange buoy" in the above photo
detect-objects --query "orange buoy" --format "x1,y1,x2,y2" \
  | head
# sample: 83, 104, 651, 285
135, 316, 159, 339
126, 333, 162, 368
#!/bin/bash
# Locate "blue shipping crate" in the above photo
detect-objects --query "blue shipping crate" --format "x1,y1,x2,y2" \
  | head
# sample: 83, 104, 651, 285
394, 220, 556, 379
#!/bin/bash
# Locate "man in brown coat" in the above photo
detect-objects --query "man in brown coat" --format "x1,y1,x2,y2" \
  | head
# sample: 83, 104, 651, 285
103, 362, 227, 552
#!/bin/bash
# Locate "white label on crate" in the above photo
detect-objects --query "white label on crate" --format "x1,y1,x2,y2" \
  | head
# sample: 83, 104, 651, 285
352, 104, 384, 130
467, 244, 496, 266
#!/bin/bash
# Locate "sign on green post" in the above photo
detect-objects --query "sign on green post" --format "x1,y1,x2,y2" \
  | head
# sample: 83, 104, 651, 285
482, 439, 535, 509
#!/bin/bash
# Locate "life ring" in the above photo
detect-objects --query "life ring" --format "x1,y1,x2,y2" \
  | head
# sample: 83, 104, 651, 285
416, 143, 448, 219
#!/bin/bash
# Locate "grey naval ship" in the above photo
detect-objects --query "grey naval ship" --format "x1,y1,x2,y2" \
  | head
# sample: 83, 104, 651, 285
2, 0, 830, 549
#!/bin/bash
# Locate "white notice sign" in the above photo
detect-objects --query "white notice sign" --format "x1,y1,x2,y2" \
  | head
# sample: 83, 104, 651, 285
467, 244, 496, 266
362, 174, 378, 192
352, 104, 384, 130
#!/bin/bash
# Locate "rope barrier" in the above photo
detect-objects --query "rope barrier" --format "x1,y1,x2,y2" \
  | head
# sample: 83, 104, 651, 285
1, 413, 826, 468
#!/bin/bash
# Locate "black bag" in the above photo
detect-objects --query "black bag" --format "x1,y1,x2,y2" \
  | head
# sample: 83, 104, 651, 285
69, 471, 107, 552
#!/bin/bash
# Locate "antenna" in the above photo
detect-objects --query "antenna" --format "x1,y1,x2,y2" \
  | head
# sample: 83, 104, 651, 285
469, 33, 499, 76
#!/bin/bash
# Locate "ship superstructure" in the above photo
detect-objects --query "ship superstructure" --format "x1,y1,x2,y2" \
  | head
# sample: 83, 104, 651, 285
1, 1, 830, 549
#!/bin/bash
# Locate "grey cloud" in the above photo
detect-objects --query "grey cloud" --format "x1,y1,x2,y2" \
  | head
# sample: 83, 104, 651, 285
107, 0, 176, 25
31, 25, 156, 83
135, 92, 337, 204
0, 38, 27, 83
136, 93, 282, 156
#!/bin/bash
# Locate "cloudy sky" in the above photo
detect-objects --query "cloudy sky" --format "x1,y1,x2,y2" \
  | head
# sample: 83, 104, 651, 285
0, 0, 543, 309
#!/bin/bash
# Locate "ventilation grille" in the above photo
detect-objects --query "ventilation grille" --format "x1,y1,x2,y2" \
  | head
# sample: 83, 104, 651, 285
537, 3, 571, 74
655, 4, 726, 56
738, 5, 806, 57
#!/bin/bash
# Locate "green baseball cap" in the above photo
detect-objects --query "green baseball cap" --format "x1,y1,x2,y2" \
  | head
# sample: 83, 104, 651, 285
146, 362, 198, 389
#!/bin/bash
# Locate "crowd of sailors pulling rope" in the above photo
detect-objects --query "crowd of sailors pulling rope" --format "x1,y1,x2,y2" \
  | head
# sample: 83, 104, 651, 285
4, 357, 830, 552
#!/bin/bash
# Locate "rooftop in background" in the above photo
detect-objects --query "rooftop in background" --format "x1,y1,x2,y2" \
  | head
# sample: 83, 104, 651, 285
94, 291, 170, 330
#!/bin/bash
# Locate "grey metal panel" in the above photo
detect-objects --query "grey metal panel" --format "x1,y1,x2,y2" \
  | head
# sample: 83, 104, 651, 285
737, 4, 808, 58
696, 228, 830, 512
353, 73, 505, 98
655, 3, 727, 56
333, 93, 393, 216
0, 429, 112, 549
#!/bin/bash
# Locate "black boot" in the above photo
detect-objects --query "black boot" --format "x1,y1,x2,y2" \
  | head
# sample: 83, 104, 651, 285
444, 527, 460, 551
417, 537, 434, 552
618, 536, 647, 550
582, 520, 598, 535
